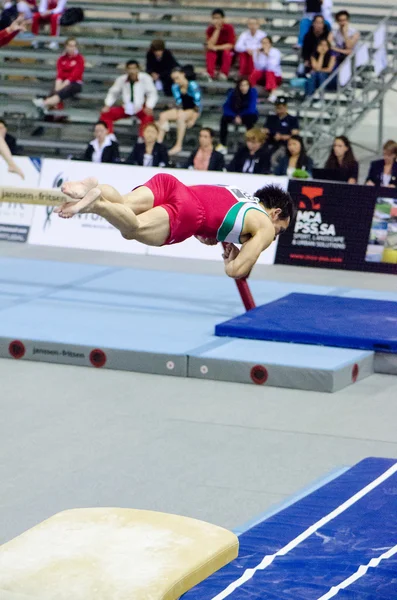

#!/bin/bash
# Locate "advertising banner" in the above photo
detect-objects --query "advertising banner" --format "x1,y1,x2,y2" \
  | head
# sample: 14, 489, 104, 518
275, 180, 397, 273
0, 157, 41, 243
30, 159, 287, 264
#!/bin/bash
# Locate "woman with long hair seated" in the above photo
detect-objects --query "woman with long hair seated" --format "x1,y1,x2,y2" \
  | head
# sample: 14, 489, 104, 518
126, 123, 169, 167
217, 77, 258, 153
305, 39, 336, 97
273, 134, 314, 177
324, 136, 359, 183
157, 66, 201, 156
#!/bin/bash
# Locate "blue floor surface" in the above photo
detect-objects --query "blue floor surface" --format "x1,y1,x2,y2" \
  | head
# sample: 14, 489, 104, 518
0, 258, 395, 384
184, 457, 397, 600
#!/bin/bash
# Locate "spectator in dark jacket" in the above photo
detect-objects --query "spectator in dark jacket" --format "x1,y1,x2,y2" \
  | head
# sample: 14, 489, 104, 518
126, 123, 169, 167
302, 15, 332, 68
324, 135, 358, 183
366, 140, 397, 188
186, 127, 224, 171
218, 78, 258, 151
146, 39, 179, 96
227, 127, 271, 174
82, 121, 120, 163
273, 134, 314, 176
0, 118, 19, 155
32, 37, 84, 112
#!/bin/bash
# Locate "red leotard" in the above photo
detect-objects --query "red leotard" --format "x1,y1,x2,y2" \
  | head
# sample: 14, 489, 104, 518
142, 173, 246, 245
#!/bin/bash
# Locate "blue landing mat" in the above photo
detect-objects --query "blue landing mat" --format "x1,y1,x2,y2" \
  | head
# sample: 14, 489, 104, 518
215, 293, 397, 353
184, 457, 397, 600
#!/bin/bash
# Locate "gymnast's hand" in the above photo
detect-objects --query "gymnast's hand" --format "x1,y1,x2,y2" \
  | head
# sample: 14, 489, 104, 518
195, 235, 218, 246
222, 242, 240, 264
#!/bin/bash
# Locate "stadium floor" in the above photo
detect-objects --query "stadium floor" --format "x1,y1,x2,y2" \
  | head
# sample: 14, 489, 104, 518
1, 242, 396, 546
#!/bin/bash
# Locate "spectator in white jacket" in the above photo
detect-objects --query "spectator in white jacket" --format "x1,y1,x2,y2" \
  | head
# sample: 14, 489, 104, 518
99, 60, 158, 139
234, 18, 267, 77
249, 36, 282, 103
31, 0, 67, 50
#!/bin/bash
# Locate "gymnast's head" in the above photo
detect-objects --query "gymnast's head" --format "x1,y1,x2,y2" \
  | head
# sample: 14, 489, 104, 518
254, 185, 295, 237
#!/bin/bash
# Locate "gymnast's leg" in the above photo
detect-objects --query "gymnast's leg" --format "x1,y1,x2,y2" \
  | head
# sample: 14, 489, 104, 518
57, 180, 170, 246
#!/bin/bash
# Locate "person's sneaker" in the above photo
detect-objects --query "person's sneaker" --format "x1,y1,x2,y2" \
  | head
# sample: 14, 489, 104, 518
215, 143, 228, 155
268, 93, 278, 103
218, 73, 228, 81
31, 39, 39, 49
47, 40, 59, 51
32, 98, 48, 114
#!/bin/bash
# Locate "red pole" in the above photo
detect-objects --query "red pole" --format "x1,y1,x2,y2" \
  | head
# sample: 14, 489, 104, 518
222, 243, 256, 311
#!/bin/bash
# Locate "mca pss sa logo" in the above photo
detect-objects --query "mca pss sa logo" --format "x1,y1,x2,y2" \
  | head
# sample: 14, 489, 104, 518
43, 172, 69, 229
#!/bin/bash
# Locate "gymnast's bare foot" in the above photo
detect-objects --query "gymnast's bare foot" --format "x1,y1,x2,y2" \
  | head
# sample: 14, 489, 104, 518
61, 176, 98, 200
55, 187, 102, 218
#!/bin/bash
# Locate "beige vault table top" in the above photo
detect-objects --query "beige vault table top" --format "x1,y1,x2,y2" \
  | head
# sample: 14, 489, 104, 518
0, 508, 239, 600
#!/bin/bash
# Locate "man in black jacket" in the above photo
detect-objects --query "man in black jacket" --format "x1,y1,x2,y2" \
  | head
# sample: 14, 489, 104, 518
146, 39, 179, 96
186, 127, 224, 171
227, 127, 271, 174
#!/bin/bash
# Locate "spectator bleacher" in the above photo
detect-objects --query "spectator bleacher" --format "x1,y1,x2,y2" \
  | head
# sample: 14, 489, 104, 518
0, 0, 395, 162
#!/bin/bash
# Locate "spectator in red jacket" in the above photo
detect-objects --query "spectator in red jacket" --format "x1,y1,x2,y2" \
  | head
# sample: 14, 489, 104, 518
32, 37, 84, 112
205, 9, 236, 80
0, 15, 27, 46
31, 0, 67, 50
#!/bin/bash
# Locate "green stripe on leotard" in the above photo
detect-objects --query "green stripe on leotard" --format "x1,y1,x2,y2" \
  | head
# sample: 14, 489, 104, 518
217, 201, 271, 244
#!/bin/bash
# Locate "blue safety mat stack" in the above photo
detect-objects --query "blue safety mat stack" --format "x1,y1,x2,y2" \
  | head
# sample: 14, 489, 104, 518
215, 293, 397, 353
184, 457, 397, 600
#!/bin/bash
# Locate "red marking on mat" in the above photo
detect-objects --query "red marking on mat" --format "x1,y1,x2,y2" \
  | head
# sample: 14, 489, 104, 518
352, 363, 359, 383
250, 365, 268, 385
9, 340, 26, 359
89, 349, 107, 368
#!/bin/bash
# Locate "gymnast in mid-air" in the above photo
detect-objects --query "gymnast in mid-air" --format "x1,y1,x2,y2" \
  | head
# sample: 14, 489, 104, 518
57, 173, 294, 279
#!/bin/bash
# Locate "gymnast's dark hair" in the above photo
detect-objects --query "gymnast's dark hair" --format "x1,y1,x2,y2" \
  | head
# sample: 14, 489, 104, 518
255, 185, 296, 221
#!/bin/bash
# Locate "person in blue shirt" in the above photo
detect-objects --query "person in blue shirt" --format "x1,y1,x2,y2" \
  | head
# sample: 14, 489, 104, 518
157, 66, 201, 156
217, 78, 258, 152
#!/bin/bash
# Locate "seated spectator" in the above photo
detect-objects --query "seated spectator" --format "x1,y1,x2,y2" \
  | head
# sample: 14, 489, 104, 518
186, 127, 224, 171
31, 0, 67, 50
333, 11, 360, 64
157, 67, 201, 156
205, 9, 236, 81
250, 36, 282, 103
227, 127, 271, 174
0, 14, 26, 46
305, 39, 336, 97
82, 121, 120, 163
234, 17, 266, 77
297, 0, 332, 47
324, 135, 358, 183
218, 77, 258, 151
146, 39, 179, 97
302, 15, 332, 71
100, 60, 157, 140
366, 140, 397, 188
264, 97, 300, 156
273, 134, 314, 177
0, 135, 24, 178
32, 37, 84, 113
126, 123, 169, 167
0, 118, 19, 154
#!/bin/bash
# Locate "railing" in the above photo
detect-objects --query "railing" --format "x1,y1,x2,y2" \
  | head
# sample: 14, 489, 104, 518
301, 10, 397, 166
